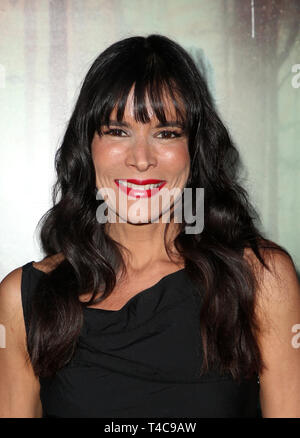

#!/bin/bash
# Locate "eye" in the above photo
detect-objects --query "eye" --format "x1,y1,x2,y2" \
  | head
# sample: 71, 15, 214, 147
103, 128, 127, 137
156, 130, 182, 139
101, 128, 183, 139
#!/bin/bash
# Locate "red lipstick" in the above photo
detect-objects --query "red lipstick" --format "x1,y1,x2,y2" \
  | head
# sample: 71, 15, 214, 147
122, 179, 165, 185
114, 179, 166, 198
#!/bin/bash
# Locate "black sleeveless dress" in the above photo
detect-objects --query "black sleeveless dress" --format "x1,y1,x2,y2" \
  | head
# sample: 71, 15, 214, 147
21, 261, 261, 418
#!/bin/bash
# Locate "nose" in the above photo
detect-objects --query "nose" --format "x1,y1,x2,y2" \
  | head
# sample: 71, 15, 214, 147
125, 135, 157, 172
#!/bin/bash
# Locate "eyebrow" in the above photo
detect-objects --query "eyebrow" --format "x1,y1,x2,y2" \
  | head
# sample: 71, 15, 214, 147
104, 119, 185, 129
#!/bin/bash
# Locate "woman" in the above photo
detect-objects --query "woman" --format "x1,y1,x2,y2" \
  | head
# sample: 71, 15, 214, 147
1, 34, 299, 418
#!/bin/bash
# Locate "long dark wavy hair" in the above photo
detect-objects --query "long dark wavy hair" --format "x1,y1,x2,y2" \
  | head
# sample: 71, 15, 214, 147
27, 34, 290, 381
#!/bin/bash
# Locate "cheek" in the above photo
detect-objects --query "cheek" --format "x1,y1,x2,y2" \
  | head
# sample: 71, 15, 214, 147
92, 148, 108, 184
164, 147, 190, 176
92, 144, 120, 174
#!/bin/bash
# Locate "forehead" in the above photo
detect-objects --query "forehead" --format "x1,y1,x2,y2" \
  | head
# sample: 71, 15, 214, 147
110, 84, 184, 122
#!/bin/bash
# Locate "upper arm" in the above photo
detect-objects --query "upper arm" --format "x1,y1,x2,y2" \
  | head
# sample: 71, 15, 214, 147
249, 249, 300, 418
0, 267, 42, 418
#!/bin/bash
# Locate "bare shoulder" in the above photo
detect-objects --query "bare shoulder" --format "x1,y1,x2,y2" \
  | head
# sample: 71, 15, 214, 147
243, 242, 300, 329
0, 265, 30, 356
243, 244, 300, 417
0, 266, 24, 323
0, 265, 43, 417
243, 243, 299, 298
32, 252, 65, 274
0, 252, 64, 321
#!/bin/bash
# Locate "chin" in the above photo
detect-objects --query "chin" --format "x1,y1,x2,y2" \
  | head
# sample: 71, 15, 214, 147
123, 213, 161, 224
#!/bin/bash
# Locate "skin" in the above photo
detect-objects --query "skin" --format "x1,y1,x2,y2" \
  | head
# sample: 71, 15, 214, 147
91, 84, 190, 275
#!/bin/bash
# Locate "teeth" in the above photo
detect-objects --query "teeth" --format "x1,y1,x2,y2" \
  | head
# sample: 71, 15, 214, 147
118, 181, 163, 190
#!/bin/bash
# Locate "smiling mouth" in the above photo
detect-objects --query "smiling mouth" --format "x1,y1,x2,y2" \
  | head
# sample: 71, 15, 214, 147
116, 180, 165, 190
114, 179, 167, 198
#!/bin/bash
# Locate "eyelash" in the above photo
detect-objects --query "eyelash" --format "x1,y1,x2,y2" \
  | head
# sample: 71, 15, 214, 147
102, 129, 182, 139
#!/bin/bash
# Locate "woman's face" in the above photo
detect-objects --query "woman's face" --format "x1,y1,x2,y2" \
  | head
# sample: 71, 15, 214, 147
91, 85, 190, 224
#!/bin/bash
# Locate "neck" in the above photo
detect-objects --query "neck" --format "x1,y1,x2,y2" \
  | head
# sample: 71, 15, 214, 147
104, 221, 182, 271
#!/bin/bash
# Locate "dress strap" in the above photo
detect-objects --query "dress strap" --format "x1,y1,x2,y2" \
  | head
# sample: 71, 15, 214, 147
20, 261, 45, 339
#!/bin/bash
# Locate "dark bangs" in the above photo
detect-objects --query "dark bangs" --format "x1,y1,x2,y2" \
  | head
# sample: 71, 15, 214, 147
97, 78, 187, 135
94, 73, 187, 138
78, 36, 202, 142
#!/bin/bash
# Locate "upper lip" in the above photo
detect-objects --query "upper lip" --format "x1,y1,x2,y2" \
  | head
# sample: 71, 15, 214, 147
115, 179, 165, 185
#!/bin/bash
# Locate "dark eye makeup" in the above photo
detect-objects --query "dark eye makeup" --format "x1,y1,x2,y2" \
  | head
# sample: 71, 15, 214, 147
102, 128, 183, 139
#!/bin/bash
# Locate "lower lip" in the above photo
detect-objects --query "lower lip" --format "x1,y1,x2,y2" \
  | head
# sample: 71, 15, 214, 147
115, 181, 167, 198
